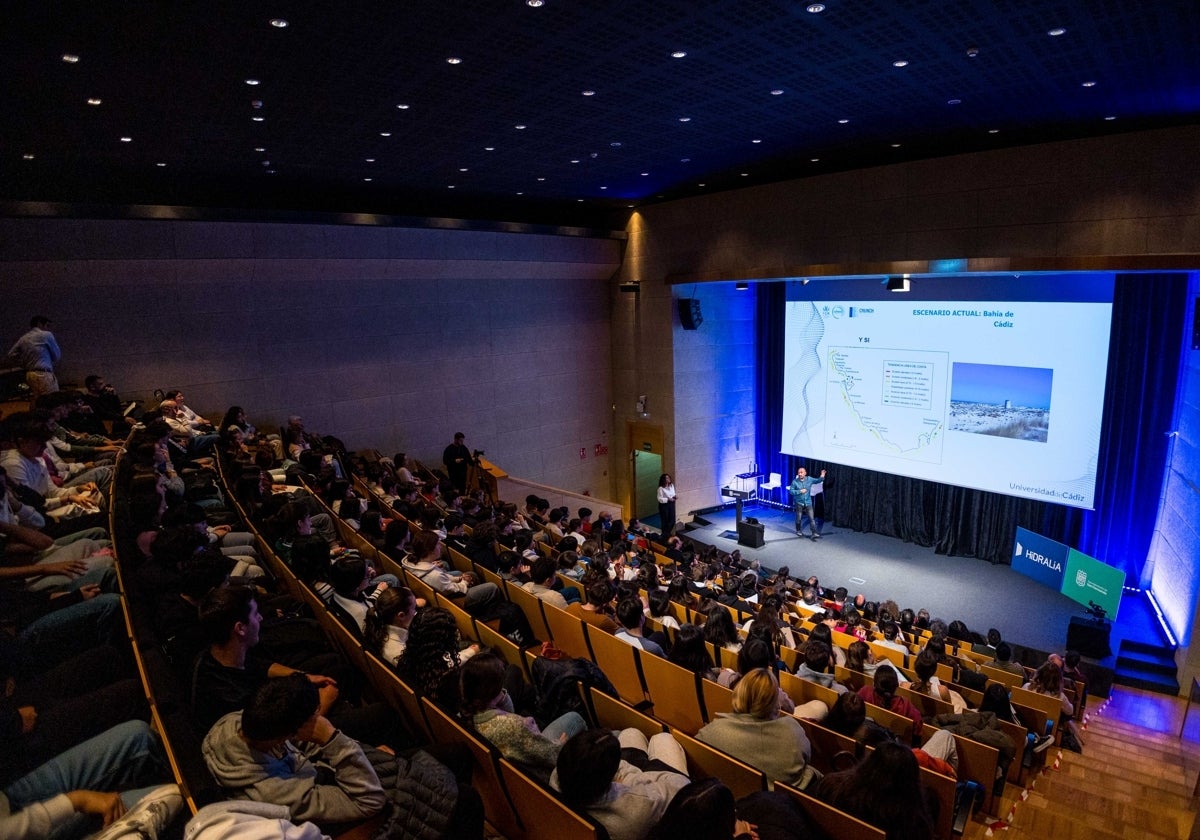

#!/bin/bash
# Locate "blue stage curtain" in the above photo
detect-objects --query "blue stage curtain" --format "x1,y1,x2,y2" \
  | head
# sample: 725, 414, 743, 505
754, 274, 1187, 572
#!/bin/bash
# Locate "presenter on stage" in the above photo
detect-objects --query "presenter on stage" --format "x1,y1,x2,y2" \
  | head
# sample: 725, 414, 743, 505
657, 473, 677, 539
789, 466, 826, 540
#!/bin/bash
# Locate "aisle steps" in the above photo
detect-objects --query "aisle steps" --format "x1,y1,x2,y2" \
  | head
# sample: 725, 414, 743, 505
961, 695, 1198, 840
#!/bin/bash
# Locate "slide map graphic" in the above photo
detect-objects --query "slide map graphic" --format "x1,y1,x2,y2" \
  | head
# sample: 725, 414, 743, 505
824, 346, 948, 464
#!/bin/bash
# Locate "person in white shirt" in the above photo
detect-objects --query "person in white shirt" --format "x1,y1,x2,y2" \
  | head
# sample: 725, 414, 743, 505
656, 474, 677, 539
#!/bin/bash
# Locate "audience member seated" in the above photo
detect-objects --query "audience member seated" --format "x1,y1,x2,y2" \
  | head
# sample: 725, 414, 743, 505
394, 607, 479, 706
990, 641, 1026, 678
364, 586, 419, 668
614, 596, 666, 657
191, 586, 400, 748
0, 720, 180, 840
553, 728, 690, 840
696, 668, 815, 790
702, 604, 743, 653
458, 651, 586, 772
814, 741, 937, 840
794, 640, 849, 696
522, 557, 568, 609
568, 579, 620, 635
857, 667, 923, 740
201, 675, 387, 828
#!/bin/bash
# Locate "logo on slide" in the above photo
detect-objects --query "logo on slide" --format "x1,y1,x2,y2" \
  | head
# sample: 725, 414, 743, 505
1014, 541, 1061, 571
1075, 569, 1087, 587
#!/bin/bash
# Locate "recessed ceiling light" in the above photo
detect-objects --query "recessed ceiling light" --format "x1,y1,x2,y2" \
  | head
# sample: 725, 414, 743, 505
893, 59, 909, 68
838, 118, 850, 124
988, 128, 999, 134
251, 100, 263, 109
269, 18, 288, 28
966, 46, 980, 58
120, 136, 132, 142
581, 90, 595, 96
641, 172, 649, 176
610, 141, 621, 147
156, 162, 166, 167
1081, 80, 1097, 87
672, 50, 687, 58
600, 186, 607, 190
459, 167, 468, 172
1104, 115, 1116, 121
87, 98, 102, 105
446, 57, 462, 65
807, 3, 825, 12
62, 54, 79, 63
266, 169, 276, 174
516, 191, 523, 195
252, 116, 264, 121
254, 147, 266, 152
527, 0, 543, 6
891, 143, 901, 148
363, 177, 372, 182
570, 159, 579, 163
484, 146, 495, 151
365, 157, 375, 162
811, 158, 820, 162
947, 98, 962, 105
770, 89, 784, 95
577, 199, 583, 202
680, 157, 690, 163
379, 131, 391, 136
261, 160, 270, 166
741, 172, 748, 177
245, 79, 260, 86
627, 204, 634, 208
537, 177, 545, 181
396, 104, 410, 111
448, 185, 455, 189
515, 124, 526, 129
679, 116, 691, 122
751, 139, 761, 143
22, 153, 34, 160
1048, 27, 1066, 36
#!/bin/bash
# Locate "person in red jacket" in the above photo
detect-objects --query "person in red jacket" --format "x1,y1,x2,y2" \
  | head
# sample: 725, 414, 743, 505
857, 667, 922, 744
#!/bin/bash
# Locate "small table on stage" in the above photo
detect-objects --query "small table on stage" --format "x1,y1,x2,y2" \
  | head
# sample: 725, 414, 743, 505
734, 471, 764, 503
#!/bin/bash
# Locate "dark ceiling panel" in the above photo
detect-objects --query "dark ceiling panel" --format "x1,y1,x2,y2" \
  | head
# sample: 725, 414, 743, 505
1, 0, 1197, 228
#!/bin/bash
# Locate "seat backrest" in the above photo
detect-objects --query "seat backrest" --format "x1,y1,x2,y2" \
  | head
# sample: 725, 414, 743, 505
497, 758, 603, 840
774, 783, 886, 840
639, 653, 705, 735
420, 698, 524, 840
504, 579, 553, 643
584, 624, 647, 705
673, 729, 766, 799
589, 685, 665, 739
542, 603, 593, 660
363, 650, 431, 742
700, 677, 734, 722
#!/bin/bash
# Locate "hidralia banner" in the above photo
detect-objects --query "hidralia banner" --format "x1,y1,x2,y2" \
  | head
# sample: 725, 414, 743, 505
1011, 526, 1124, 620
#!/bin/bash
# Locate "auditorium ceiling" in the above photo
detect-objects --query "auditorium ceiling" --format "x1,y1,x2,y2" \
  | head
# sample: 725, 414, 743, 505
2, 1, 1197, 228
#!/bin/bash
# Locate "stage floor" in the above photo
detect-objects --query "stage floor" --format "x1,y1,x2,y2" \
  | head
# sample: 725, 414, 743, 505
677, 502, 1163, 668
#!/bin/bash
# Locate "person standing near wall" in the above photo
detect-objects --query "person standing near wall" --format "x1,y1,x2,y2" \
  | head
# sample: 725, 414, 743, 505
6, 316, 61, 400
442, 432, 471, 494
657, 473, 676, 539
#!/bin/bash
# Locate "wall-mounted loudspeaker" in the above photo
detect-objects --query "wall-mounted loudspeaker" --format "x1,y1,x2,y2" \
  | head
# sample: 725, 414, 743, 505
678, 298, 703, 330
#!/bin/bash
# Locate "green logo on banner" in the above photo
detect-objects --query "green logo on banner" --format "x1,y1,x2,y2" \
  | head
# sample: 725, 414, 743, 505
1061, 548, 1124, 620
